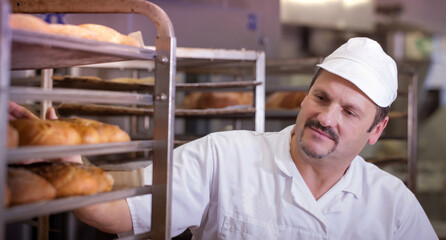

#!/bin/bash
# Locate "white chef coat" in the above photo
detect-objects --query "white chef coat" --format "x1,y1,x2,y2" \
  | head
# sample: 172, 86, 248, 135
127, 125, 438, 240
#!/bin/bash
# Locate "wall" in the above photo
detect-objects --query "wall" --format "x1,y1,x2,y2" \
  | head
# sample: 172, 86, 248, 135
375, 0, 446, 34
63, 0, 281, 58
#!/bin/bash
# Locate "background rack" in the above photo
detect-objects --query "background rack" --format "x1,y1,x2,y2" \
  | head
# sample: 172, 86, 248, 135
69, 47, 266, 145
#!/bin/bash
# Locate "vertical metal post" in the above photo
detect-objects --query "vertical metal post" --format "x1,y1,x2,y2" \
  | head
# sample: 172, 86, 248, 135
407, 71, 418, 193
254, 51, 265, 133
0, 1, 11, 239
151, 35, 176, 240
41, 69, 53, 119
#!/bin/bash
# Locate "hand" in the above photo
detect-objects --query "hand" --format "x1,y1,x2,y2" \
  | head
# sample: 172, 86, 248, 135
8, 101, 39, 120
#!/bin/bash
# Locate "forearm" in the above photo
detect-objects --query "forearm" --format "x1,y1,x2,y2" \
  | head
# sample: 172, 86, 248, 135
73, 199, 132, 234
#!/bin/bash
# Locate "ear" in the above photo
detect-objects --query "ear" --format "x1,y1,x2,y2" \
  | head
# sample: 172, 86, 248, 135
368, 116, 388, 145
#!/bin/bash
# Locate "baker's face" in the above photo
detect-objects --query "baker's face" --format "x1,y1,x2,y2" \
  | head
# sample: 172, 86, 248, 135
294, 70, 386, 161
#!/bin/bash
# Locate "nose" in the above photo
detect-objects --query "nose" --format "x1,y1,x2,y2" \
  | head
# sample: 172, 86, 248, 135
317, 105, 339, 128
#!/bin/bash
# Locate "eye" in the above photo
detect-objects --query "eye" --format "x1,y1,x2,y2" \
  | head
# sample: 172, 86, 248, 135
344, 108, 357, 117
314, 93, 325, 102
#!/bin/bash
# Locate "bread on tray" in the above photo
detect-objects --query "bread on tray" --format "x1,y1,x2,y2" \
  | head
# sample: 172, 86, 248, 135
7, 163, 115, 205
9, 14, 140, 47
265, 91, 306, 110
24, 162, 114, 198
7, 124, 19, 148
7, 168, 57, 205
182, 92, 253, 109
9, 118, 130, 146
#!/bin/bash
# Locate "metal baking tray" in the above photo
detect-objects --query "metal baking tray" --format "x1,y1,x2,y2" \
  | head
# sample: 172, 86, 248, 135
11, 29, 155, 70
4, 186, 151, 222
52, 75, 261, 92
7, 140, 154, 163
9, 86, 153, 105
56, 103, 256, 117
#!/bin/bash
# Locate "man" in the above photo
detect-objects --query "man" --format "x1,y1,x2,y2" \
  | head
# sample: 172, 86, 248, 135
73, 37, 438, 239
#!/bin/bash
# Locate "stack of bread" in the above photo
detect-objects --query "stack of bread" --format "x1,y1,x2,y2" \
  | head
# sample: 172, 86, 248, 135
181, 92, 253, 109
8, 118, 130, 147
9, 14, 140, 47
6, 162, 114, 206
265, 91, 306, 110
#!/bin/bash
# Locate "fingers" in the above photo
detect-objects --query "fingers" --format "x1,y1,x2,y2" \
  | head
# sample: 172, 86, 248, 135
45, 107, 58, 120
58, 155, 83, 164
8, 101, 39, 120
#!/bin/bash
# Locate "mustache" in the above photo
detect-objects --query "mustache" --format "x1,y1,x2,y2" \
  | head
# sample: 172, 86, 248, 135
304, 119, 339, 144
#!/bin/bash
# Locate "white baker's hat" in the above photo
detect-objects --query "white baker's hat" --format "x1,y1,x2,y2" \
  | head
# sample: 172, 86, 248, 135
317, 37, 398, 107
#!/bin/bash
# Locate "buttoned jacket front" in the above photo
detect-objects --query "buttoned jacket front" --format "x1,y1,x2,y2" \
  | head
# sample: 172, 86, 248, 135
127, 125, 437, 240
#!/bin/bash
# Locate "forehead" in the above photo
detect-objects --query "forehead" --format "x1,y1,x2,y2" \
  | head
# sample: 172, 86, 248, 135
312, 70, 377, 109
313, 71, 368, 98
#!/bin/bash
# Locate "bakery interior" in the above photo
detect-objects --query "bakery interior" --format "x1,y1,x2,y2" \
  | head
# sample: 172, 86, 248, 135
1, 0, 446, 239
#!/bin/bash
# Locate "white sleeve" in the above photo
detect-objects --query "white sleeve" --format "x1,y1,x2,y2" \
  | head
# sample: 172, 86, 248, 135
170, 135, 215, 236
126, 135, 215, 237
394, 194, 439, 240
126, 164, 153, 235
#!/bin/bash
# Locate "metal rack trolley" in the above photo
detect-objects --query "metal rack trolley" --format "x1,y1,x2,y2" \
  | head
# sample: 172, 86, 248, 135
0, 0, 176, 239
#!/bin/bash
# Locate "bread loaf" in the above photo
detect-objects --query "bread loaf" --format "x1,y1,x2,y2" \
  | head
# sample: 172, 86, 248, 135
9, 14, 139, 47
108, 77, 155, 85
48, 24, 101, 41
182, 92, 253, 109
78, 24, 140, 47
25, 162, 99, 198
266, 91, 306, 110
78, 164, 115, 192
9, 118, 130, 146
10, 119, 82, 146
7, 168, 56, 205
64, 118, 130, 143
9, 14, 51, 33
7, 124, 19, 148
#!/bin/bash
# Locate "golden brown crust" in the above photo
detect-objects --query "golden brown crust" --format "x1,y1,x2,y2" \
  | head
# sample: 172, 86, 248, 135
7, 124, 19, 148
9, 14, 139, 47
182, 92, 253, 109
48, 24, 101, 41
25, 162, 99, 198
63, 118, 130, 143
7, 168, 56, 205
266, 91, 306, 110
9, 14, 51, 33
78, 24, 140, 47
9, 118, 130, 146
10, 119, 82, 146
77, 164, 115, 192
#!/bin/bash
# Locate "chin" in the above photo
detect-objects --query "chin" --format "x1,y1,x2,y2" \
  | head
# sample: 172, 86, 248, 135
299, 138, 337, 159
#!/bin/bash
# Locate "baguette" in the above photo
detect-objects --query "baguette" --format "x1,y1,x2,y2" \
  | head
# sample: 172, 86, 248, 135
7, 124, 19, 148
63, 118, 130, 143
25, 162, 99, 198
78, 164, 115, 192
10, 119, 82, 146
265, 91, 306, 110
9, 118, 130, 146
7, 168, 56, 205
78, 24, 140, 47
182, 92, 253, 109
9, 14, 51, 33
